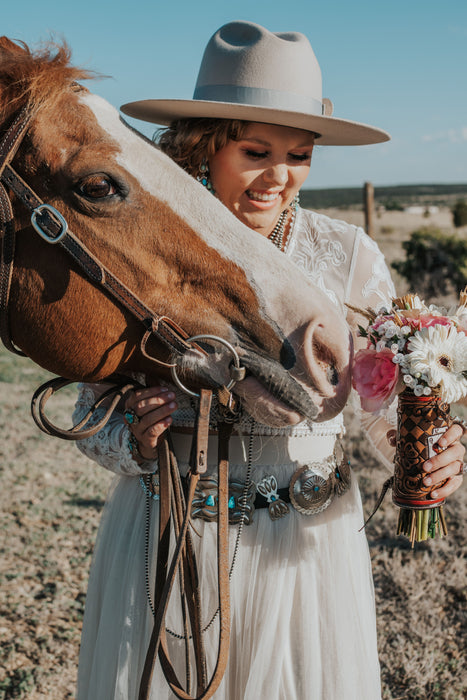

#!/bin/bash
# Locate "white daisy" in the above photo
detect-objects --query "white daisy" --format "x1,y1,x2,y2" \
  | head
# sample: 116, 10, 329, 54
406, 325, 467, 403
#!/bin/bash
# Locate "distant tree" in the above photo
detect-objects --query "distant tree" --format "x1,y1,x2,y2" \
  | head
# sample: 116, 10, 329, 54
452, 200, 467, 228
391, 227, 467, 300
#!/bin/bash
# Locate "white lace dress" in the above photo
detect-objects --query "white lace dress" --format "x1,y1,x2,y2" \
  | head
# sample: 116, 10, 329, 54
74, 209, 396, 700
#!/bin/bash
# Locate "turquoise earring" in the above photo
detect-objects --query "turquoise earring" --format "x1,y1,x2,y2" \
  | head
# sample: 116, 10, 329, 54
197, 158, 215, 193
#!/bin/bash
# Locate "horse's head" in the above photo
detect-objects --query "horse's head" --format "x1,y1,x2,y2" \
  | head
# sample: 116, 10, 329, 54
0, 37, 352, 427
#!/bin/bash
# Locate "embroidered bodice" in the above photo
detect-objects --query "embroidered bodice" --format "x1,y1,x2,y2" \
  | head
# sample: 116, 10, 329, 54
73, 207, 397, 474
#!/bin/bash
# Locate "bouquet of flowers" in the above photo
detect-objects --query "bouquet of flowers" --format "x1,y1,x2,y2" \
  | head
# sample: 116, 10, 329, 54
351, 291, 467, 545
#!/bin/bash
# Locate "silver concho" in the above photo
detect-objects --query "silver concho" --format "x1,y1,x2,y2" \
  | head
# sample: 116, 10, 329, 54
191, 476, 218, 522
190, 476, 257, 524
256, 474, 290, 520
332, 441, 351, 496
228, 479, 256, 525
333, 457, 351, 496
289, 463, 333, 515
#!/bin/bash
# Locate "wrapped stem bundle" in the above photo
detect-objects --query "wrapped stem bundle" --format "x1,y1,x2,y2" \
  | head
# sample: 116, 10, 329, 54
394, 391, 449, 545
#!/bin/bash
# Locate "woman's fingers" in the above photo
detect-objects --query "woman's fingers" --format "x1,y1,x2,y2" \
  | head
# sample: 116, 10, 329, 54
423, 441, 465, 474
424, 459, 463, 486
125, 385, 174, 413
124, 385, 178, 458
430, 474, 463, 500
437, 423, 464, 449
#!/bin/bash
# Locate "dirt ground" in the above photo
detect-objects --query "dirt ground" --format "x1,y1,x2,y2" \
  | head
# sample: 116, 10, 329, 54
1, 210, 466, 699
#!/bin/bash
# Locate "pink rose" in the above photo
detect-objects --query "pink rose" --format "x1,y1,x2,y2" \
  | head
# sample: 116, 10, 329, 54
352, 348, 400, 412
399, 311, 453, 331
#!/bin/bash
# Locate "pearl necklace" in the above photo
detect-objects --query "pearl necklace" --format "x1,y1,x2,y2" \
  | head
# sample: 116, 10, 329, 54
268, 204, 297, 252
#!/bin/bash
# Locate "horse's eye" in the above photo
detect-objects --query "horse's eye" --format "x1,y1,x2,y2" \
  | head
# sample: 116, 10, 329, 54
78, 175, 117, 199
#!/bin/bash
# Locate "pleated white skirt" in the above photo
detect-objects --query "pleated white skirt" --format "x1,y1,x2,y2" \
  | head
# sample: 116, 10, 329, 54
77, 433, 382, 700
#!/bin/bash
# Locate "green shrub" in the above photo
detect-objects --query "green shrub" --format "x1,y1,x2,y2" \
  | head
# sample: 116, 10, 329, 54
452, 199, 467, 227
384, 200, 404, 211
391, 227, 467, 300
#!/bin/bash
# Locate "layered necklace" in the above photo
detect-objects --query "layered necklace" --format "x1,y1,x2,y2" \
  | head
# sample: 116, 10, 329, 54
268, 204, 297, 252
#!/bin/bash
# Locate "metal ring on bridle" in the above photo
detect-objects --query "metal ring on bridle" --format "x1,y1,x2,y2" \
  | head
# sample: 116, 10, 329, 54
170, 334, 245, 398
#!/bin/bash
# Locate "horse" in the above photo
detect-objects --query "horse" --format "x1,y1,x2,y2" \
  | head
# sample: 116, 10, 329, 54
0, 36, 352, 429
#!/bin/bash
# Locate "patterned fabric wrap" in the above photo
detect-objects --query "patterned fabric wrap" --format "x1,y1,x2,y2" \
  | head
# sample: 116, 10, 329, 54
393, 392, 450, 507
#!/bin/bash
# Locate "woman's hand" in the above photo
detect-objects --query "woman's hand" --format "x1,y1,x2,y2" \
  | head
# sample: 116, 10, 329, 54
387, 424, 465, 498
422, 423, 465, 499
124, 385, 177, 461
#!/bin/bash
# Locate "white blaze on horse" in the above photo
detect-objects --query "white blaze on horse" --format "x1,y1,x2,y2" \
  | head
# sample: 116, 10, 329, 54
0, 37, 352, 427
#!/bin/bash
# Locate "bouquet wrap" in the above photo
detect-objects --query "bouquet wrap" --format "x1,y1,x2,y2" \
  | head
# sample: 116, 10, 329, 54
394, 392, 450, 508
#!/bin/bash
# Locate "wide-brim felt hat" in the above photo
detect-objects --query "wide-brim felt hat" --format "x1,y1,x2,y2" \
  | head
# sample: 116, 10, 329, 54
121, 20, 390, 146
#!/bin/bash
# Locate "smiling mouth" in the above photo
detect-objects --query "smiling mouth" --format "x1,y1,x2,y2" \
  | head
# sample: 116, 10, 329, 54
246, 190, 281, 202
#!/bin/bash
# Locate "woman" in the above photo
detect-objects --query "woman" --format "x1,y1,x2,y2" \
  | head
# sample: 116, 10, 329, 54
74, 21, 465, 700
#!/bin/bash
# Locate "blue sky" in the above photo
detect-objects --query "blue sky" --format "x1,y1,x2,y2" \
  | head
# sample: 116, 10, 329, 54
3, 0, 467, 189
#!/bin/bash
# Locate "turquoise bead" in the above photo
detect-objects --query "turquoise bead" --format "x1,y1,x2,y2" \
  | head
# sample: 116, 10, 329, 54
228, 496, 235, 509
206, 495, 215, 507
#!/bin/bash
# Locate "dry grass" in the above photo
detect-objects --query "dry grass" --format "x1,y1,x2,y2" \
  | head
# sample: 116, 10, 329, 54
1, 209, 466, 698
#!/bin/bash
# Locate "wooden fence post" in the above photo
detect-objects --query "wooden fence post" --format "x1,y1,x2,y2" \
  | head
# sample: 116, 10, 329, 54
364, 181, 374, 238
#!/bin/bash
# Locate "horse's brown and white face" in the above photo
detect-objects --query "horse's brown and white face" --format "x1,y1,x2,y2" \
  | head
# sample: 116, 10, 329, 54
2, 39, 352, 426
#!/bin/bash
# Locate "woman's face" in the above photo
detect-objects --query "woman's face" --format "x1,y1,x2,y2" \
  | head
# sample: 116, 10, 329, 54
209, 122, 314, 237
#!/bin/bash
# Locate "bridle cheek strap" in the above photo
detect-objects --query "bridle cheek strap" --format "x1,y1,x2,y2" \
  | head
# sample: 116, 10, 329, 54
0, 107, 32, 355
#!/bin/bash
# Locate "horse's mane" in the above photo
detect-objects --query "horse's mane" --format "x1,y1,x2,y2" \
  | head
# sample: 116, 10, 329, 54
0, 36, 95, 120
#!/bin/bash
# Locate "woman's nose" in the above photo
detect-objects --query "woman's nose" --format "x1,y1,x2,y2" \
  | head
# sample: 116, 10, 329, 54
264, 163, 288, 186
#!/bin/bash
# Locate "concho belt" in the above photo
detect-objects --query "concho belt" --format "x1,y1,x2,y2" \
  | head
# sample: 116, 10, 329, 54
140, 448, 351, 524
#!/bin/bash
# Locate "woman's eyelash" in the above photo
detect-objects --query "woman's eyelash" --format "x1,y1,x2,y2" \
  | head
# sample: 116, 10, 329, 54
290, 153, 312, 162
243, 149, 311, 161
245, 149, 268, 159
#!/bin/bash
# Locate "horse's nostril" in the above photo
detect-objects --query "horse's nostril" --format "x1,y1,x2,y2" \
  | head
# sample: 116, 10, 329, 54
280, 339, 296, 370
327, 365, 339, 386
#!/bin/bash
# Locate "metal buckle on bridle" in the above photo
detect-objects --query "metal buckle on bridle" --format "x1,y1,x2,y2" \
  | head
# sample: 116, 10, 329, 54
31, 203, 68, 243
170, 334, 246, 398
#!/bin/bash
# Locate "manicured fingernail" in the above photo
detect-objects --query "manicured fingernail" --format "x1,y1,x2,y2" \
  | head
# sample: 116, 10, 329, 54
431, 490, 438, 498
424, 477, 432, 485
438, 438, 446, 447
167, 392, 175, 400
424, 461, 432, 472
168, 402, 177, 409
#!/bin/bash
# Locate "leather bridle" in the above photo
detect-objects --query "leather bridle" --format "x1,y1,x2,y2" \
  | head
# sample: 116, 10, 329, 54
0, 105, 196, 370
0, 102, 245, 698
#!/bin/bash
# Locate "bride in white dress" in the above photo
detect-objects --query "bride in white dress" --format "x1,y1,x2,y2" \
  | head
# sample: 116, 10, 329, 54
73, 21, 465, 700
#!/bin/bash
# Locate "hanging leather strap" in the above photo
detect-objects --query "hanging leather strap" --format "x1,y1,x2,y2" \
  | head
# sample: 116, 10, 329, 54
139, 389, 233, 700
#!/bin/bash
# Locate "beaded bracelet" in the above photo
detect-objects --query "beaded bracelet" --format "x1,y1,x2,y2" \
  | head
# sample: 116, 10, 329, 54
128, 431, 144, 460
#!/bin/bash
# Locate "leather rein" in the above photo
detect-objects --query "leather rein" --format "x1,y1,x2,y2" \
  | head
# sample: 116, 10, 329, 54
0, 104, 245, 698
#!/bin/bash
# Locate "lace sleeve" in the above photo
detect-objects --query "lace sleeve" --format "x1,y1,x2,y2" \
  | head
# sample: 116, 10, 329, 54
72, 383, 157, 476
345, 229, 397, 472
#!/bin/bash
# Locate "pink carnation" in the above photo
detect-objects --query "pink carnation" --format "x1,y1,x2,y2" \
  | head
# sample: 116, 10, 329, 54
352, 348, 401, 412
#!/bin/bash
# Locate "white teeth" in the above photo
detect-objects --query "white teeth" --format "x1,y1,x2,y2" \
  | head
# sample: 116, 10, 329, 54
247, 190, 279, 202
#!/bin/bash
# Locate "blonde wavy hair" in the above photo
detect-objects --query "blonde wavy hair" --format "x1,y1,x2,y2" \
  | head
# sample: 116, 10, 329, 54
157, 118, 249, 177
